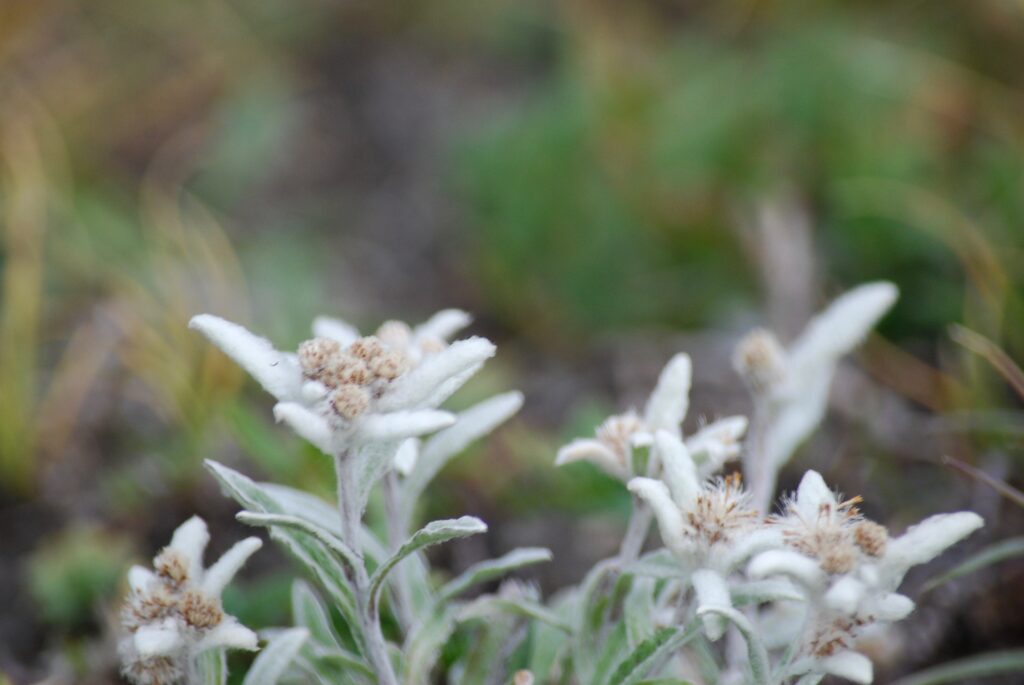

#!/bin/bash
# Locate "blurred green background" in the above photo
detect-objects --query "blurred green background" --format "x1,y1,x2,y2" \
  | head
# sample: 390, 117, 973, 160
2, 0, 1023, 682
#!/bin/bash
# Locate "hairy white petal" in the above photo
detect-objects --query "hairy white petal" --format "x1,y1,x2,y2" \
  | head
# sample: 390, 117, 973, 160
881, 511, 983, 586
189, 315, 302, 402
393, 438, 420, 476
379, 337, 495, 411
692, 569, 732, 641
195, 618, 260, 652
202, 537, 263, 597
825, 576, 865, 615
794, 470, 836, 521
748, 549, 825, 588
312, 315, 361, 346
555, 439, 628, 480
788, 282, 897, 377
687, 415, 748, 474
643, 353, 692, 434
415, 309, 472, 342
654, 430, 699, 507
867, 592, 915, 622
168, 516, 209, 580
628, 478, 688, 559
134, 620, 184, 657
723, 527, 784, 571
358, 410, 456, 442
128, 566, 158, 593
820, 650, 873, 684
273, 402, 335, 455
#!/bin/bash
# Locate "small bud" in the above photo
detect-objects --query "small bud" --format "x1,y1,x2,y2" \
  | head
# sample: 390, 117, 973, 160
369, 350, 409, 382
349, 336, 385, 361
331, 384, 370, 420
298, 338, 342, 376
153, 549, 189, 589
123, 587, 176, 631
854, 520, 888, 557
733, 328, 786, 394
376, 320, 412, 349
178, 589, 224, 630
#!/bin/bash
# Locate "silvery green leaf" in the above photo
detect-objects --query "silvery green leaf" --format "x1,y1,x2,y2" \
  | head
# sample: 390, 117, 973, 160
457, 595, 572, 633
259, 482, 387, 563
377, 337, 495, 411
644, 354, 692, 435
291, 580, 341, 648
369, 517, 488, 609
528, 591, 574, 682
439, 547, 552, 602
189, 314, 302, 402
695, 607, 769, 685
241, 628, 309, 685
312, 316, 361, 345
404, 391, 524, 504
592, 622, 630, 685
606, 624, 699, 685
194, 648, 226, 685
273, 402, 335, 456
402, 607, 457, 685
624, 577, 656, 649
235, 512, 361, 579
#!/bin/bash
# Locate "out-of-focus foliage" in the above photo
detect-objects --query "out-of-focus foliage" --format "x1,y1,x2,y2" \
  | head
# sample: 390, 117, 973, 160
28, 525, 133, 630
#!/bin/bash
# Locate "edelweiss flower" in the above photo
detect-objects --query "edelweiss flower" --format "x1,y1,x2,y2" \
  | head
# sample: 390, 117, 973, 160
734, 282, 898, 513
556, 353, 747, 481
747, 471, 983, 683
628, 431, 776, 640
189, 311, 495, 455
120, 517, 262, 685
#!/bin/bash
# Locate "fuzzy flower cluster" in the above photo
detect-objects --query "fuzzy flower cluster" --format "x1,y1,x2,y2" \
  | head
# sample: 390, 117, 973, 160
188, 309, 492, 455
558, 283, 984, 683
119, 517, 261, 685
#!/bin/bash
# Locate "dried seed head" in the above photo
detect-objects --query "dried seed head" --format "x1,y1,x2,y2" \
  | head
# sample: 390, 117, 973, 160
121, 655, 185, 685
122, 587, 176, 631
733, 328, 786, 393
819, 543, 858, 575
327, 354, 371, 387
376, 320, 412, 349
853, 520, 888, 557
298, 338, 342, 377
595, 411, 645, 465
349, 336, 385, 361
153, 549, 189, 589
178, 589, 223, 630
684, 473, 758, 548
369, 350, 409, 382
331, 384, 370, 420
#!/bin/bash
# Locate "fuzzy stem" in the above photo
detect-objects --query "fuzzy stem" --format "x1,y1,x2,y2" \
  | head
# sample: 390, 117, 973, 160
382, 470, 415, 631
334, 451, 400, 685
744, 402, 777, 516
618, 497, 653, 563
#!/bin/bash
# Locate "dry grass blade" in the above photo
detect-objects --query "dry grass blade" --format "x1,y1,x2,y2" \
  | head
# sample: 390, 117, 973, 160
950, 324, 1024, 402
941, 455, 1024, 509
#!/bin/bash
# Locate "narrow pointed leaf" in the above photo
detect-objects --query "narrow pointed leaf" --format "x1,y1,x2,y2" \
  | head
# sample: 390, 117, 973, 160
439, 547, 552, 602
